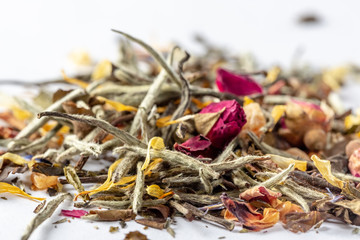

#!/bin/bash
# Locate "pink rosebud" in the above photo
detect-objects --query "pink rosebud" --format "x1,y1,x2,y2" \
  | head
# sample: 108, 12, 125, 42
216, 68, 263, 96
174, 100, 246, 158
200, 100, 247, 149
349, 148, 360, 177
61, 209, 88, 218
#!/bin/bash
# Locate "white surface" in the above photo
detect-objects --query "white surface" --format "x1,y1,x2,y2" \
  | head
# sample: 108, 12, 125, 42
1, 1, 360, 239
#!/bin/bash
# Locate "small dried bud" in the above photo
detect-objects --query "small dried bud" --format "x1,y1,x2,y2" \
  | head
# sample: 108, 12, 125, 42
285, 148, 310, 160
349, 148, 360, 177
345, 139, 360, 158
303, 128, 326, 151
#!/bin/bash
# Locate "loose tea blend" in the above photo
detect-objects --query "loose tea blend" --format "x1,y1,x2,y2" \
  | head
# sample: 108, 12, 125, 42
0, 30, 360, 239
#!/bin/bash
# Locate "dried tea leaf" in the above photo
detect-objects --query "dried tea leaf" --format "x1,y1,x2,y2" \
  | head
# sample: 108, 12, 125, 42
109, 226, 119, 233
33, 200, 46, 213
135, 218, 166, 230
0, 182, 45, 201
146, 205, 171, 219
334, 199, 360, 215
83, 209, 136, 221
283, 211, 328, 233
52, 218, 67, 224
124, 231, 148, 240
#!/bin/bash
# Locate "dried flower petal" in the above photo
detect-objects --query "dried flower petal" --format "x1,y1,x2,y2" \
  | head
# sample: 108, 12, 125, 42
61, 70, 89, 88
146, 184, 173, 199
311, 155, 344, 189
0, 152, 29, 166
174, 135, 217, 158
142, 137, 165, 170
97, 96, 137, 112
349, 148, 360, 177
200, 100, 247, 149
241, 102, 266, 137
269, 154, 307, 171
283, 211, 327, 233
91, 60, 112, 80
61, 209, 88, 218
221, 193, 278, 231
31, 172, 59, 191
216, 68, 263, 96
240, 186, 281, 207
0, 182, 45, 201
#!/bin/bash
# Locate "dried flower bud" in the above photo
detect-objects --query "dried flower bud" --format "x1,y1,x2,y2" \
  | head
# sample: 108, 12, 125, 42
345, 139, 360, 158
349, 148, 360, 177
303, 128, 327, 151
285, 148, 310, 161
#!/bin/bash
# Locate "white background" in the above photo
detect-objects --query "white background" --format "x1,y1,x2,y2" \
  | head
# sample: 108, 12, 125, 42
1, 0, 360, 239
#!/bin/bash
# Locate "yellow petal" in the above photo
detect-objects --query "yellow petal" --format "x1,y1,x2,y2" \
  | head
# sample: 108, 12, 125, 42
269, 154, 307, 171
156, 109, 192, 128
142, 137, 165, 170
266, 66, 281, 83
271, 105, 287, 130
97, 96, 137, 112
146, 184, 164, 198
0, 182, 45, 201
61, 70, 89, 89
311, 155, 344, 189
191, 98, 212, 109
243, 96, 254, 106
74, 158, 123, 199
91, 60, 112, 81
11, 105, 32, 121
75, 158, 162, 199
69, 50, 92, 66
0, 152, 29, 166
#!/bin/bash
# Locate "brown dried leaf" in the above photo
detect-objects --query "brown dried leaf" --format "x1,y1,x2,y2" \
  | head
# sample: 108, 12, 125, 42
124, 231, 148, 240
86, 209, 136, 221
135, 218, 166, 230
283, 211, 328, 233
146, 205, 170, 219
62, 101, 94, 139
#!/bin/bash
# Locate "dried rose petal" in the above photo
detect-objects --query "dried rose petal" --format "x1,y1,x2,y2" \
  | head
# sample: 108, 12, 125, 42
200, 100, 247, 149
61, 209, 88, 218
215, 68, 263, 96
174, 135, 219, 158
349, 148, 360, 177
221, 193, 279, 231
240, 186, 282, 207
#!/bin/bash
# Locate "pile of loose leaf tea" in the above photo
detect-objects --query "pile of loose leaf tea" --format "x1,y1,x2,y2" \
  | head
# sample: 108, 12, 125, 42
2, 30, 360, 239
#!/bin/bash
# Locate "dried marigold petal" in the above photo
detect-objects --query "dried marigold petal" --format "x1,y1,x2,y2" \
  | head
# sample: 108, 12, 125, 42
91, 60, 112, 80
61, 70, 89, 89
142, 137, 165, 170
0, 182, 45, 201
97, 96, 137, 112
